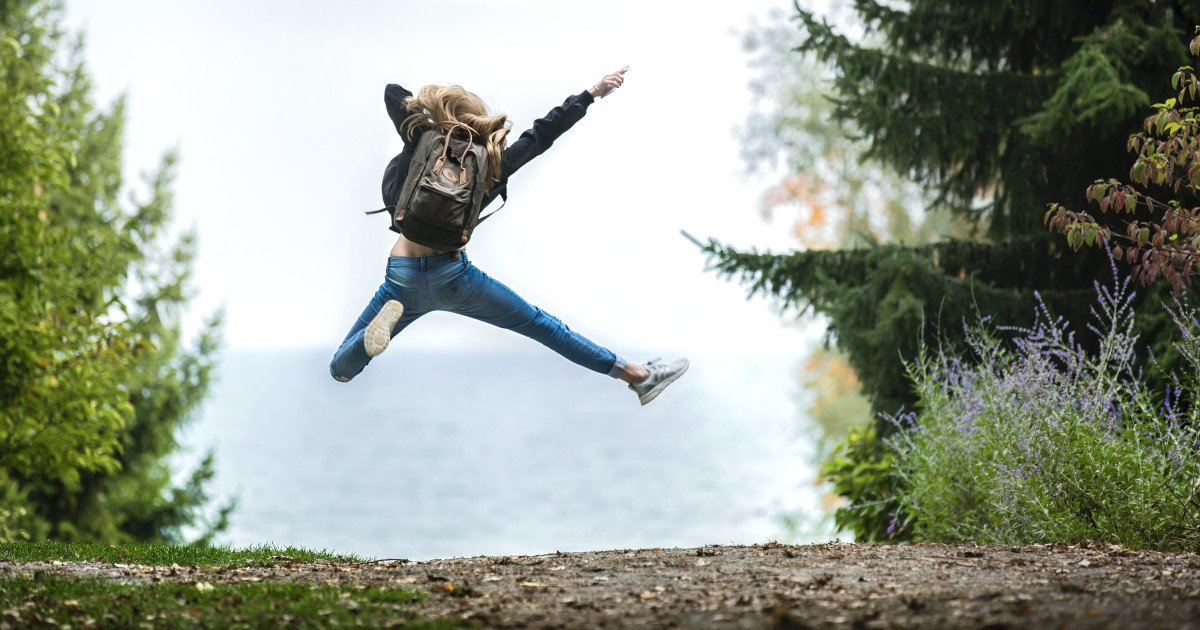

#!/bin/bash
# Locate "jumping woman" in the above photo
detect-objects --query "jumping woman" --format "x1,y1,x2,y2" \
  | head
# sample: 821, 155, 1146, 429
329, 68, 689, 405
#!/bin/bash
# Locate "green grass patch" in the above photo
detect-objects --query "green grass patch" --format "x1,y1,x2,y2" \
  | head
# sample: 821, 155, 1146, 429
0, 572, 469, 629
0, 541, 365, 566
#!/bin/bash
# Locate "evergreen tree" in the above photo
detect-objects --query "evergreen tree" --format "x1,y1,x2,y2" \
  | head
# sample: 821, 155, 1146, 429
703, 1, 1200, 425
0, 0, 230, 542
737, 9, 974, 457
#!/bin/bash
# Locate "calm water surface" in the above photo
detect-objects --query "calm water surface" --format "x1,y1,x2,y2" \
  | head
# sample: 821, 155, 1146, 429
177, 349, 820, 560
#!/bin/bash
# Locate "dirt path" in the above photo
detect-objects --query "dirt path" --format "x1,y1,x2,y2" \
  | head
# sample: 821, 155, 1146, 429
5, 542, 1200, 628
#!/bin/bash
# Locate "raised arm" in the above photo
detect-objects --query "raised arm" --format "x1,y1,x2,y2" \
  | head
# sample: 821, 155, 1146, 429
498, 91, 593, 178
499, 67, 628, 179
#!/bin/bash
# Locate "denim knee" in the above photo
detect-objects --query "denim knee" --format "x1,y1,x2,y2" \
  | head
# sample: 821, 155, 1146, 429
330, 361, 352, 383
515, 310, 569, 343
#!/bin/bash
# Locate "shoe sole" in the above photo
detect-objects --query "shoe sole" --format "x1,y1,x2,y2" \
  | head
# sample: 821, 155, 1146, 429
639, 359, 690, 406
364, 300, 404, 357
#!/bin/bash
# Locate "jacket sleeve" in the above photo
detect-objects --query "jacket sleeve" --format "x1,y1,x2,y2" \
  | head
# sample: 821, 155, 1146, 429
499, 90, 595, 179
385, 83, 422, 143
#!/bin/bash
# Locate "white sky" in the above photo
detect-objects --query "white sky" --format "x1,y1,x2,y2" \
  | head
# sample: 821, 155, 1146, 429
61, 0, 814, 358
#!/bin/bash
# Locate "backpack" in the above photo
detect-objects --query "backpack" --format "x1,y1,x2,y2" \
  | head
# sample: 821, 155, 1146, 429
369, 122, 498, 250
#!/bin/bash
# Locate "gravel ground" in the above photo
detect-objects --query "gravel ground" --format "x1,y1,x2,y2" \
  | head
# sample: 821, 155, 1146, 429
5, 541, 1200, 629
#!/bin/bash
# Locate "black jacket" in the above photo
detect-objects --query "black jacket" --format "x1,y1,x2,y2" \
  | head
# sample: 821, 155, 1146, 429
381, 84, 595, 233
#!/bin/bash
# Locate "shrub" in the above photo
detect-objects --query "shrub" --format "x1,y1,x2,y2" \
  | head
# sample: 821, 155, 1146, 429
885, 264, 1200, 550
819, 424, 906, 542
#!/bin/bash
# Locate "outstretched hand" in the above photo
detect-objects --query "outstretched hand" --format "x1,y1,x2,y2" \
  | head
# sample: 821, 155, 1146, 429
589, 67, 628, 99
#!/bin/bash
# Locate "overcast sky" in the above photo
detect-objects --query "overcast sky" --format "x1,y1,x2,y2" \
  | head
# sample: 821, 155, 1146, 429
61, 0, 814, 359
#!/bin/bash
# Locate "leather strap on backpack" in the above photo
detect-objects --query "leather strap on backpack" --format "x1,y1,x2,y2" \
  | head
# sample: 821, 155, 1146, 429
366, 122, 506, 222
432, 122, 475, 184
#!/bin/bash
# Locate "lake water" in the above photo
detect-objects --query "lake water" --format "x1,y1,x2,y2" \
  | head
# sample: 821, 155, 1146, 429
176, 348, 824, 560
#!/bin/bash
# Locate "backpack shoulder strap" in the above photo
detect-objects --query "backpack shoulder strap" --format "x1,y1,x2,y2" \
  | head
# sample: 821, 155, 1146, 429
477, 189, 506, 223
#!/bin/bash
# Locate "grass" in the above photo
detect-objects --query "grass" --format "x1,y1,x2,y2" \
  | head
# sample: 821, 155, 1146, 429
0, 541, 364, 566
0, 542, 472, 629
0, 573, 468, 629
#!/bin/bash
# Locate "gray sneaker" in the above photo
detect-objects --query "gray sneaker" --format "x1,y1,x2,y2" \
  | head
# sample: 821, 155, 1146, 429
364, 300, 404, 357
629, 357, 690, 406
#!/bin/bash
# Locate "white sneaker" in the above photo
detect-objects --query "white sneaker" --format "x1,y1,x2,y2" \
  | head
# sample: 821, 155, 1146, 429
629, 357, 689, 406
364, 300, 404, 357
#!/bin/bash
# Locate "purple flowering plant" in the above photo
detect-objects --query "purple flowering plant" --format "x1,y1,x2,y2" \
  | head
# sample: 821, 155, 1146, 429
884, 258, 1200, 550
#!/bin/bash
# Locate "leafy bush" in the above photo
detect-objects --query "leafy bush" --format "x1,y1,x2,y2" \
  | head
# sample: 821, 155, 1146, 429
1048, 29, 1200, 288
819, 424, 906, 542
884, 263, 1200, 550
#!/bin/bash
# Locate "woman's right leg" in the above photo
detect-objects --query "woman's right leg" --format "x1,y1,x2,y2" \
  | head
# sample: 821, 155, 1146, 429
329, 270, 423, 382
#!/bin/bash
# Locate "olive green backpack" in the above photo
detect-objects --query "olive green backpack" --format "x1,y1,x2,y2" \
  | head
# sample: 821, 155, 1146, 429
367, 122, 499, 249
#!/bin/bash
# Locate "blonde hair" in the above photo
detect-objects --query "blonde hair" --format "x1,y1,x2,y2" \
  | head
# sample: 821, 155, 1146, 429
404, 85, 509, 190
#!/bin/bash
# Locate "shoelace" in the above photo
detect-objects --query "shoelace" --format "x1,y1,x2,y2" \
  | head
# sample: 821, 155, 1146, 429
631, 358, 665, 392
644, 358, 665, 378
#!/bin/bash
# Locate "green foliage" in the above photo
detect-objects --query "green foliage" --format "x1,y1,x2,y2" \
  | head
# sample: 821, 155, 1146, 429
791, 0, 1196, 237
1049, 30, 1200, 287
819, 424, 904, 543
717, 0, 1200, 418
695, 235, 1114, 419
716, 2, 1200, 541
1017, 8, 1175, 145
887, 277, 1200, 550
0, 0, 227, 542
738, 11, 981, 465
0, 504, 29, 543
1, 2, 130, 499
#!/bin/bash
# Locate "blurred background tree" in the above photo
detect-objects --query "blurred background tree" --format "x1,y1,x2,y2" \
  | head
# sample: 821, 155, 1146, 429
714, 0, 1200, 540
0, 0, 230, 543
737, 7, 971, 455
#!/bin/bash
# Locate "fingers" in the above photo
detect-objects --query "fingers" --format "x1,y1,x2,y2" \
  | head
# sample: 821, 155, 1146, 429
602, 68, 627, 85
591, 67, 628, 98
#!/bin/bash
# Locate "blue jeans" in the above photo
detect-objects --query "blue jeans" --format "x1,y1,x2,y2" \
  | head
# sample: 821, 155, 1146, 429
330, 251, 626, 382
